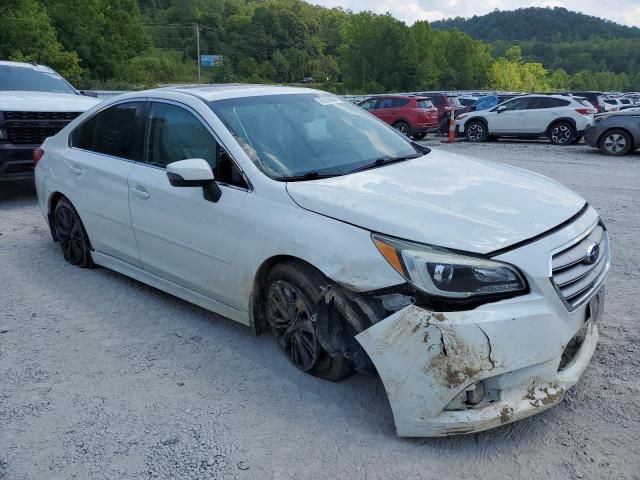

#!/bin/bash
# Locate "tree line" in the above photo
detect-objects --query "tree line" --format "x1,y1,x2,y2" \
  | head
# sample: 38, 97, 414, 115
1, 0, 638, 93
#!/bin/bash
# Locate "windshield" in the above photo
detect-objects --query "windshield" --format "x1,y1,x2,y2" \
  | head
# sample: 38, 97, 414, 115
0, 65, 76, 94
210, 93, 423, 180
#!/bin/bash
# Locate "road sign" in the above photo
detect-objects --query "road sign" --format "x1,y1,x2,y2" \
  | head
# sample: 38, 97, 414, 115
200, 55, 223, 67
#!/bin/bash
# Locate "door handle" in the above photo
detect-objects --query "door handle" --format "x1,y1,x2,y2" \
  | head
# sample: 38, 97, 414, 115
131, 186, 150, 200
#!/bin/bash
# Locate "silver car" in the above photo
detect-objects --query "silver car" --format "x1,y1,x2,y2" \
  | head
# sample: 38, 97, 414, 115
585, 110, 640, 156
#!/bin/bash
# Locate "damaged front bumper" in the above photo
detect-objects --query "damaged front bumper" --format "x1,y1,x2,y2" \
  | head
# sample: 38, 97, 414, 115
356, 302, 599, 437
355, 206, 608, 437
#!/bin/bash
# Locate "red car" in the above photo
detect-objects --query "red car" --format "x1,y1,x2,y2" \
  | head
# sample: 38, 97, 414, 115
358, 95, 439, 139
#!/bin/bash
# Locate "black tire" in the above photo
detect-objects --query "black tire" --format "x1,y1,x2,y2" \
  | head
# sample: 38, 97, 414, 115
413, 132, 427, 140
265, 261, 354, 382
393, 121, 411, 137
570, 134, 584, 145
53, 197, 93, 268
599, 129, 633, 156
548, 122, 576, 145
466, 120, 487, 142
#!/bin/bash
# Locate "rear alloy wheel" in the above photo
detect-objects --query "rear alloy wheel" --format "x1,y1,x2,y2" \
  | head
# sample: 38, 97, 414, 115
599, 129, 632, 156
265, 262, 354, 381
466, 121, 487, 142
549, 122, 575, 145
394, 121, 411, 137
54, 198, 93, 268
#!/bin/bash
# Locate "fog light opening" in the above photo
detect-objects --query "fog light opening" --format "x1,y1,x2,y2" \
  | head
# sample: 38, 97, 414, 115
465, 381, 486, 406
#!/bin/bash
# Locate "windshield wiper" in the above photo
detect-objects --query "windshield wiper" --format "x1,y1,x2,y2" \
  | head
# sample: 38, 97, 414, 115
346, 154, 422, 174
274, 171, 343, 182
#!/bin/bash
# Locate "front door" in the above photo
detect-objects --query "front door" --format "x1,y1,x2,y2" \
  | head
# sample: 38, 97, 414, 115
127, 100, 249, 310
489, 97, 531, 134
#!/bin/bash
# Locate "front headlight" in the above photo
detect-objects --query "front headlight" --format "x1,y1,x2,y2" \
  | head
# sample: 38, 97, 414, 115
372, 234, 527, 299
456, 113, 468, 121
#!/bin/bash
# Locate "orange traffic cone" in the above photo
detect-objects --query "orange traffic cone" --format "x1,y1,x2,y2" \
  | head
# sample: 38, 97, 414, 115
448, 109, 456, 143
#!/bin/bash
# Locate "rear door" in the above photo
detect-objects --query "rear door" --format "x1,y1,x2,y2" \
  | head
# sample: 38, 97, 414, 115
373, 97, 397, 124
65, 101, 146, 266
489, 97, 530, 134
127, 100, 250, 310
524, 97, 571, 133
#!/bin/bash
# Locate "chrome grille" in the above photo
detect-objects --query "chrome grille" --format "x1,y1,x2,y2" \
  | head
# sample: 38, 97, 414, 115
551, 222, 610, 309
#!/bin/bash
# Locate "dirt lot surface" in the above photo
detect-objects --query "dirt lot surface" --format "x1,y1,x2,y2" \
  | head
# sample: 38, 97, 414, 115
1, 139, 639, 480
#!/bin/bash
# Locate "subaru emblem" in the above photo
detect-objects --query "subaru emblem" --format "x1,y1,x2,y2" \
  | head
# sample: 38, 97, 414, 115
585, 242, 600, 264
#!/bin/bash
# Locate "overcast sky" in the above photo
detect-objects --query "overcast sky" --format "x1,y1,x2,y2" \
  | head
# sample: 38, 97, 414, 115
310, 0, 640, 27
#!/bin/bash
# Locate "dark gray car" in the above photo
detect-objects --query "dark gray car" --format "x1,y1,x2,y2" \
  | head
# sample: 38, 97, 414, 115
585, 110, 640, 156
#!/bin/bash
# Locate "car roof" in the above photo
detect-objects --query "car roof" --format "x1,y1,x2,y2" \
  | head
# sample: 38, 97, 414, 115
0, 60, 57, 73
148, 84, 322, 101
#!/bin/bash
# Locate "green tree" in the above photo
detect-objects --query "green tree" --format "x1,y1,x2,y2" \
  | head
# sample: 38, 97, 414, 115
0, 0, 83, 82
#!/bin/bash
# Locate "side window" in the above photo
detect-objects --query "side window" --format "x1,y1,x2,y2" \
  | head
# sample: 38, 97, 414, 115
145, 102, 247, 188
391, 99, 409, 108
71, 102, 144, 160
359, 99, 377, 111
377, 98, 394, 110
500, 98, 530, 111
528, 97, 570, 109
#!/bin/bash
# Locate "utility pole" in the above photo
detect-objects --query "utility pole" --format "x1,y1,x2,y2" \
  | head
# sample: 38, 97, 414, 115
195, 23, 201, 84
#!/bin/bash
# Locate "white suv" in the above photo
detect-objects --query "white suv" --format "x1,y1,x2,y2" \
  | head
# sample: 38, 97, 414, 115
456, 94, 595, 145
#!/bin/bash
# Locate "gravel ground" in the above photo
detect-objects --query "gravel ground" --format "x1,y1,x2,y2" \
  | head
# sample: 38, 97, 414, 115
1, 138, 639, 480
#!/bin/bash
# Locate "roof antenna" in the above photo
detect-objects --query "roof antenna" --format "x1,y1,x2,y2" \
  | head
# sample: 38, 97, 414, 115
29, 60, 39, 66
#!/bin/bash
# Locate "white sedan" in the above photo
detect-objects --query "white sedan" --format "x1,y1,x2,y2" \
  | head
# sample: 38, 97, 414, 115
34, 85, 610, 437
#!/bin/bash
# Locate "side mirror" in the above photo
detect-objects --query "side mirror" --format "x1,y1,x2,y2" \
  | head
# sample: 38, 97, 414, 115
79, 90, 98, 98
497, 105, 507, 113
166, 158, 222, 203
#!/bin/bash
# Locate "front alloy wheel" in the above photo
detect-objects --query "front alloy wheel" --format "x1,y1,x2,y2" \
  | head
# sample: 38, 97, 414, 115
466, 121, 487, 142
267, 280, 320, 372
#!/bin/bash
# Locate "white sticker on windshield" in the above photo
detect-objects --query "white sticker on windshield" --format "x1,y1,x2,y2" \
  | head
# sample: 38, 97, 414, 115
314, 96, 343, 106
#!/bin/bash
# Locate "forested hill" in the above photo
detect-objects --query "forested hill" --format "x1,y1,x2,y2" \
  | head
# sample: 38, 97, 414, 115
432, 7, 640, 42
1, 0, 639, 91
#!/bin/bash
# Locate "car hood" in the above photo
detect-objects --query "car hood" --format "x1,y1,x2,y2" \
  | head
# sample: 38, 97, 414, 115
285, 149, 586, 254
0, 91, 100, 112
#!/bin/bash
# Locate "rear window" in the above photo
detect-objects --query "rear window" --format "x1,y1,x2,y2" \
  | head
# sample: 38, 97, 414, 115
527, 97, 570, 109
605, 99, 617, 105
577, 99, 594, 108
417, 100, 434, 109
377, 98, 408, 109
447, 96, 462, 107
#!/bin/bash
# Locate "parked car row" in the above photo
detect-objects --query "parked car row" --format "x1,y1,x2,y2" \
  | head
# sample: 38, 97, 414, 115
354, 89, 640, 157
